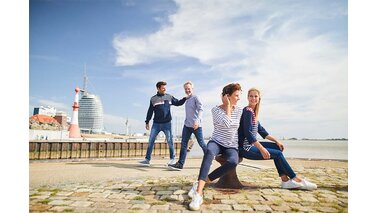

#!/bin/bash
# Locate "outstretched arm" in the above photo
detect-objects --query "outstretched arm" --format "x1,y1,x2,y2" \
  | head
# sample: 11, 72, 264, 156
171, 96, 187, 106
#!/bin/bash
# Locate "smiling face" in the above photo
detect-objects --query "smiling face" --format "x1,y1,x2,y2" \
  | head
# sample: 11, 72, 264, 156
184, 83, 193, 96
157, 85, 166, 94
248, 90, 260, 108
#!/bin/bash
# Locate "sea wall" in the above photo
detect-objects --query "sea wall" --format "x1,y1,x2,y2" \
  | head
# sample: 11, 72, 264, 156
29, 141, 181, 160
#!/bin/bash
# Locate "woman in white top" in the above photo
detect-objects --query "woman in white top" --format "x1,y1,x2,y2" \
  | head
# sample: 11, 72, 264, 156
188, 83, 243, 211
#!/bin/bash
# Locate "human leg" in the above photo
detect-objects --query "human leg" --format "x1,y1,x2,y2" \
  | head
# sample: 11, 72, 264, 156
177, 126, 192, 166
193, 127, 207, 154
189, 141, 221, 211
207, 147, 239, 181
144, 123, 160, 161
162, 122, 175, 162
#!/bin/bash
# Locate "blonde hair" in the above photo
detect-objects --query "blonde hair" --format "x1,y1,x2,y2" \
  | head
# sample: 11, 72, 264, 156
183, 81, 193, 88
248, 88, 261, 121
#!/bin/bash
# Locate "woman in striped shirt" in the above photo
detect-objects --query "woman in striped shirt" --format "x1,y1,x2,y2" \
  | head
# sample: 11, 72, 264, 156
238, 88, 317, 190
188, 83, 243, 211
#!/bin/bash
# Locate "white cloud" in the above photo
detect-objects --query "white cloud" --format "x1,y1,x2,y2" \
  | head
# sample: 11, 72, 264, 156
112, 0, 347, 138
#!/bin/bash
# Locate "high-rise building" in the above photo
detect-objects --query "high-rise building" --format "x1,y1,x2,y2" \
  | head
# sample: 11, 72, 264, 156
78, 93, 104, 133
78, 65, 104, 134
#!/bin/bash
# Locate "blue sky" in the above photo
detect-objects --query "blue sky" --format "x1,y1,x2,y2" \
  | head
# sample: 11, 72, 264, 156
29, 0, 348, 139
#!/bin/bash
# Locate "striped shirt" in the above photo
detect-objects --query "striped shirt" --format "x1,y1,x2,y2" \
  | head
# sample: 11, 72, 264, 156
238, 107, 269, 151
210, 105, 243, 149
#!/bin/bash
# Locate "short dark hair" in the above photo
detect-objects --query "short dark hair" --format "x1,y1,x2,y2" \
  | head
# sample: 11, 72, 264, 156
156, 81, 167, 89
222, 83, 241, 96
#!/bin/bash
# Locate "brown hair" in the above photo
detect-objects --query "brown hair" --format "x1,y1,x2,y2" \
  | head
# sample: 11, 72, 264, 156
248, 88, 261, 121
156, 81, 167, 89
222, 83, 242, 96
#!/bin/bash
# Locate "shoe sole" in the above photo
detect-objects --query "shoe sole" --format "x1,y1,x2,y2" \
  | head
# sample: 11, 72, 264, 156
139, 163, 150, 167
168, 166, 182, 171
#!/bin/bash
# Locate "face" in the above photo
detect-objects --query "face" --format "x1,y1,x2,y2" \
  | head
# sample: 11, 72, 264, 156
184, 84, 193, 96
248, 90, 260, 107
157, 85, 166, 94
229, 90, 241, 105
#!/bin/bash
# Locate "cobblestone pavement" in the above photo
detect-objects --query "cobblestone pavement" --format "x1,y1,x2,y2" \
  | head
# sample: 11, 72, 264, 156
30, 161, 348, 212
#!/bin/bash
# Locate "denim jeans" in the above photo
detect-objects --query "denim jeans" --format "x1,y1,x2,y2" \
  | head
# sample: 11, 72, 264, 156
240, 142, 297, 179
145, 122, 174, 161
178, 126, 207, 166
198, 140, 239, 181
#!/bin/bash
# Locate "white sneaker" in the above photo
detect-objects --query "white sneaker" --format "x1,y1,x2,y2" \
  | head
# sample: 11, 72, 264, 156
167, 159, 175, 166
188, 181, 198, 198
299, 179, 317, 190
281, 179, 303, 189
189, 191, 203, 211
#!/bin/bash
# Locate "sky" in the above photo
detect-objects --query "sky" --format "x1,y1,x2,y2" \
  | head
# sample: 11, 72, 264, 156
29, 0, 348, 139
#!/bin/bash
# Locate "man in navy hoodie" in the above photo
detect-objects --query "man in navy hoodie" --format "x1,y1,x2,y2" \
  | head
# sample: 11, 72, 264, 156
139, 81, 187, 166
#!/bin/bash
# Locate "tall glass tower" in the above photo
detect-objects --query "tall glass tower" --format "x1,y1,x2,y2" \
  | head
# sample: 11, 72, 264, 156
78, 65, 104, 133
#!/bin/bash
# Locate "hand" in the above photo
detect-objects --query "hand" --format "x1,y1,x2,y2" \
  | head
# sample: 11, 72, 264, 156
276, 141, 284, 151
145, 123, 150, 130
259, 147, 271, 159
222, 94, 230, 106
193, 123, 199, 130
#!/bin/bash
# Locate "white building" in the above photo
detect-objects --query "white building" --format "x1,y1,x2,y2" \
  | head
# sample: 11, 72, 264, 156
33, 106, 57, 117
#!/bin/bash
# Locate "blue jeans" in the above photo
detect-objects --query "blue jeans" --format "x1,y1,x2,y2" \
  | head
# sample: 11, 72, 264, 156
198, 141, 239, 181
145, 122, 174, 161
178, 126, 207, 166
240, 142, 297, 179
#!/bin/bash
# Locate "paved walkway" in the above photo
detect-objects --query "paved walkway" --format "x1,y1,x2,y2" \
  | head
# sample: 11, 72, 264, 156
30, 158, 348, 212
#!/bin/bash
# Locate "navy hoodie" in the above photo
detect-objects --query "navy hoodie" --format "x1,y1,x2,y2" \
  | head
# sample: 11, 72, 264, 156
145, 92, 186, 124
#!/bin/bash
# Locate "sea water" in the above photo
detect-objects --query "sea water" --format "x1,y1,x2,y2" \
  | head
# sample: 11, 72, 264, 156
187, 139, 348, 160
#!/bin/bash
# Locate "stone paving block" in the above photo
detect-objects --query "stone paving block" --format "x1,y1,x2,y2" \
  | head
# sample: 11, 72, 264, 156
29, 203, 52, 211
108, 193, 125, 199
317, 207, 339, 212
88, 192, 110, 198
282, 195, 301, 202
150, 204, 170, 210
92, 207, 117, 213
72, 207, 96, 212
246, 194, 264, 201
92, 202, 116, 208
129, 200, 146, 204
169, 204, 186, 210
137, 186, 152, 191
252, 204, 272, 211
55, 191, 73, 196
209, 204, 232, 210
70, 201, 93, 207
270, 204, 291, 211
173, 189, 187, 195
263, 195, 282, 202
71, 192, 90, 197
213, 194, 230, 200
113, 203, 132, 209
220, 199, 237, 204
232, 204, 253, 211
156, 190, 173, 195
131, 204, 151, 210
49, 206, 74, 212
300, 195, 319, 203
48, 200, 74, 206
140, 190, 156, 195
